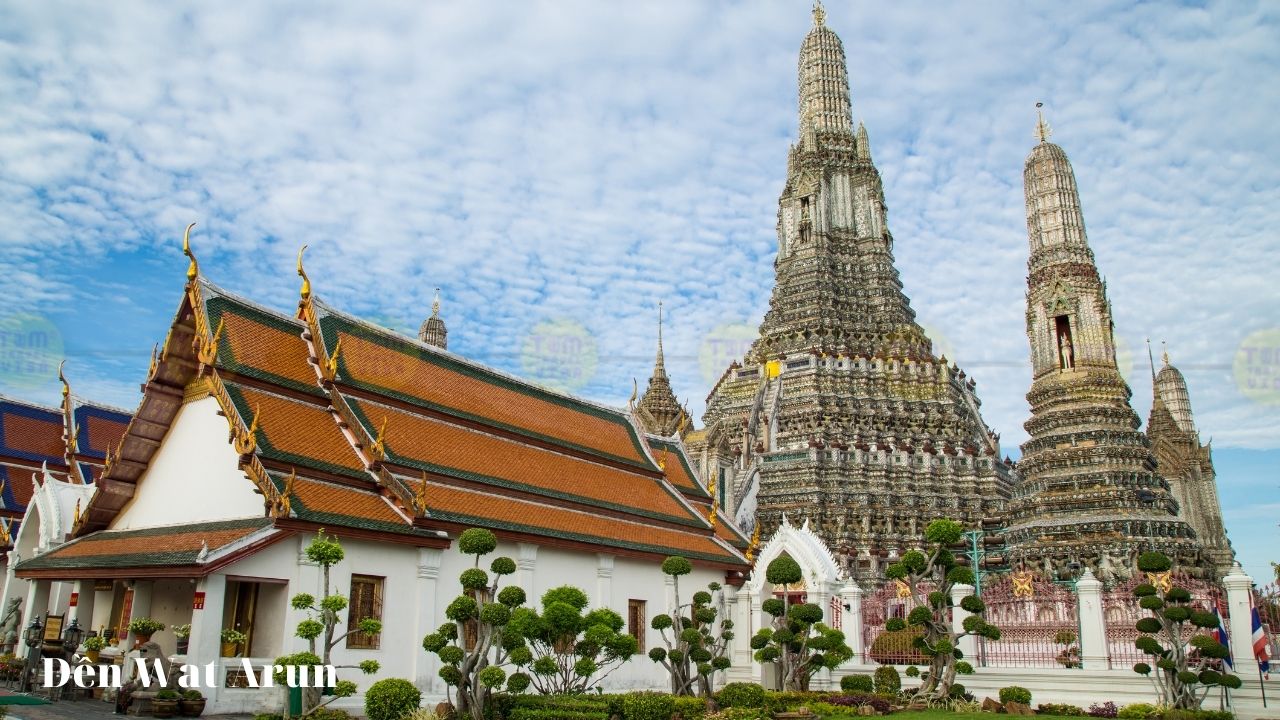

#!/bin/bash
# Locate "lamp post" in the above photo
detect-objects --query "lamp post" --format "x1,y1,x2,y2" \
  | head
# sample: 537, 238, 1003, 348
20, 616, 43, 693
63, 618, 84, 657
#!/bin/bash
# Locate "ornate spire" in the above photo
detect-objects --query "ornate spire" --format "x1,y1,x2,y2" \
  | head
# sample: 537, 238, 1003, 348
418, 287, 448, 350
1024, 112, 1096, 276
1153, 344, 1195, 433
798, 1, 852, 137
636, 301, 687, 437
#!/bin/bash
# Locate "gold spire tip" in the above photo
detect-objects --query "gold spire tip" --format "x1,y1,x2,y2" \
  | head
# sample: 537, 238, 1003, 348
182, 222, 199, 282
432, 287, 441, 317
812, 0, 825, 26
1035, 102, 1052, 143
296, 244, 312, 301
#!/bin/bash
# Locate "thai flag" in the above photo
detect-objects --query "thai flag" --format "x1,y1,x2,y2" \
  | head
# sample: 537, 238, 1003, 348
1253, 606, 1271, 678
1214, 604, 1233, 669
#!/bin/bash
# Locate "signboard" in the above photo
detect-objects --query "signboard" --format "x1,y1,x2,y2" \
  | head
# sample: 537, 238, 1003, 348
69, 592, 79, 607
193, 592, 206, 610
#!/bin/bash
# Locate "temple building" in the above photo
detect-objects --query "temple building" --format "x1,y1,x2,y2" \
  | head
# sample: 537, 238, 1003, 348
7, 237, 749, 713
417, 288, 448, 349
0, 378, 130, 626
1002, 115, 1205, 581
690, 2, 1014, 584
1147, 347, 1234, 577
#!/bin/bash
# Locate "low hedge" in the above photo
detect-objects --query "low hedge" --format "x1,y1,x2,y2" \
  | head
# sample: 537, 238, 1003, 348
717, 682, 766, 708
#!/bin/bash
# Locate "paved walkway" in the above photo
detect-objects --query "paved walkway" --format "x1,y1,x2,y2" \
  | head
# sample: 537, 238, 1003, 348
0, 690, 251, 720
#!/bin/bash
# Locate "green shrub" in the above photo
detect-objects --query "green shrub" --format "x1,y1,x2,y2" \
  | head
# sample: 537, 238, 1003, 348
1038, 704, 1086, 716
904, 665, 920, 677
873, 665, 900, 694
868, 628, 928, 664
840, 674, 874, 692
308, 709, 354, 720
999, 685, 1032, 705
1117, 703, 1159, 719
672, 695, 708, 720
155, 690, 179, 700
181, 690, 203, 700
717, 682, 766, 708
363, 678, 422, 720
621, 691, 674, 720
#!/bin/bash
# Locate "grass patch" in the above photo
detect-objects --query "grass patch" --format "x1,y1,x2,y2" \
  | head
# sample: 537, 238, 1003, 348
822, 713, 1084, 720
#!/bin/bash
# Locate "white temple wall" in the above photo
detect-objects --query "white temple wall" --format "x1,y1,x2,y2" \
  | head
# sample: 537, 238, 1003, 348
112, 397, 263, 530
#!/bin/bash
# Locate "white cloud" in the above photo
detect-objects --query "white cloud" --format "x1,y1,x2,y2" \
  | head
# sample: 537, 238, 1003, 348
0, 0, 1276, 458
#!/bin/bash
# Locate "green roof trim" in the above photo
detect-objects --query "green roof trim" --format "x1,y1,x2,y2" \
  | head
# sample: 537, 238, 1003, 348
649, 438, 712, 500
268, 472, 429, 538
345, 398, 707, 530
424, 506, 744, 565
315, 310, 656, 471
15, 518, 272, 571
204, 294, 325, 398
223, 383, 368, 481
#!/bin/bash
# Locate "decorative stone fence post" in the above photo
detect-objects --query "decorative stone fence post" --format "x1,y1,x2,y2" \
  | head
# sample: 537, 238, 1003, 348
839, 583, 864, 663
1074, 568, 1108, 669
950, 582, 977, 660
1222, 563, 1256, 668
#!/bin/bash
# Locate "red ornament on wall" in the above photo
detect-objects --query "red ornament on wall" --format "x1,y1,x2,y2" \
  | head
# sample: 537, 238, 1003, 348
193, 592, 206, 610
69, 592, 79, 607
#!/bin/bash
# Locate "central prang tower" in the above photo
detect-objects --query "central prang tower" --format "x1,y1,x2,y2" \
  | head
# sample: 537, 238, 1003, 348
693, 2, 1014, 584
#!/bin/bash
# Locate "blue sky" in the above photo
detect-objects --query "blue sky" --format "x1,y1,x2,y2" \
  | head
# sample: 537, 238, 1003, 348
0, 1, 1275, 584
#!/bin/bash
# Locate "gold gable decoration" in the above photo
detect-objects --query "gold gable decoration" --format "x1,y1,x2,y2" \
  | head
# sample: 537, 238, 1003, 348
270, 469, 297, 519
1146, 571, 1173, 593
1011, 570, 1035, 598
895, 579, 912, 599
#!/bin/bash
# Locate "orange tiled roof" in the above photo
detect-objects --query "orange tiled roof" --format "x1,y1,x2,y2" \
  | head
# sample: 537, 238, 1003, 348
419, 480, 740, 563
284, 475, 416, 535
223, 383, 367, 479
647, 437, 710, 499
204, 290, 322, 397
15, 518, 273, 572
315, 307, 652, 468
349, 398, 698, 525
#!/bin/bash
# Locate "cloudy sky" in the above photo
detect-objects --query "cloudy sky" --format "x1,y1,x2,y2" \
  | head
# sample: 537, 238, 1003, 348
1, 1, 1276, 583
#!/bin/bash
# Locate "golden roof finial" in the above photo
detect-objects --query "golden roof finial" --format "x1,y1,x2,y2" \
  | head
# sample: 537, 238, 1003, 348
296, 244, 312, 301
414, 470, 430, 515
708, 495, 718, 530
812, 0, 826, 26
371, 416, 389, 459
58, 360, 70, 399
746, 522, 761, 561
324, 337, 343, 380
1161, 341, 1170, 367
627, 378, 638, 413
432, 288, 441, 318
272, 468, 297, 518
0, 519, 10, 547
182, 222, 199, 282
1035, 102, 1052, 143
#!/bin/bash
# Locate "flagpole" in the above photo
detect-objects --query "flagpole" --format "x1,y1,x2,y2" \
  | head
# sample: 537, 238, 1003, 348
1259, 661, 1267, 708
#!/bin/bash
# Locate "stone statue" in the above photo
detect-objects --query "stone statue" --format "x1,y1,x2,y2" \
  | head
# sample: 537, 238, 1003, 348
1059, 333, 1075, 370
0, 598, 22, 654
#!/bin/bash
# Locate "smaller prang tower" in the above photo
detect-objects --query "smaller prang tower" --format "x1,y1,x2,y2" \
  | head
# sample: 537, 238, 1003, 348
419, 288, 448, 349
636, 302, 691, 437
1147, 346, 1233, 577
1005, 110, 1204, 582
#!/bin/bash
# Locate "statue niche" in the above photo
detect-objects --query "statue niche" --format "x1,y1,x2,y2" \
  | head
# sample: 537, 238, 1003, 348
1054, 315, 1074, 370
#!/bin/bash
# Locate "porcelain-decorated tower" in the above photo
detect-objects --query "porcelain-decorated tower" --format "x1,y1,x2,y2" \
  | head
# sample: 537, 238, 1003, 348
695, 2, 1014, 584
1147, 346, 1233, 577
1004, 111, 1204, 581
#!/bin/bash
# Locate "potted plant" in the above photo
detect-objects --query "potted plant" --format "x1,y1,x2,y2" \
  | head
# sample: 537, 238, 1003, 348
179, 689, 206, 717
83, 635, 106, 663
152, 689, 180, 718
220, 628, 247, 657
173, 624, 192, 654
127, 617, 165, 644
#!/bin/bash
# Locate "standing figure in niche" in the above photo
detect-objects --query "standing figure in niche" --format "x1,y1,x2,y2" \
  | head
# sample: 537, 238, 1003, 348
1058, 332, 1075, 370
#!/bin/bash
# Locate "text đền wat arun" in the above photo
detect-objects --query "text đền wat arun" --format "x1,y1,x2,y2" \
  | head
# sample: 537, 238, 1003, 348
689, 3, 1016, 584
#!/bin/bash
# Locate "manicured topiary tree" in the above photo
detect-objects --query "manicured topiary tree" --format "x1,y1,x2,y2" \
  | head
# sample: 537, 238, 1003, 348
1129, 551, 1241, 709
648, 556, 734, 696
421, 528, 526, 720
505, 585, 637, 694
279, 530, 382, 718
881, 519, 1000, 703
749, 555, 853, 691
